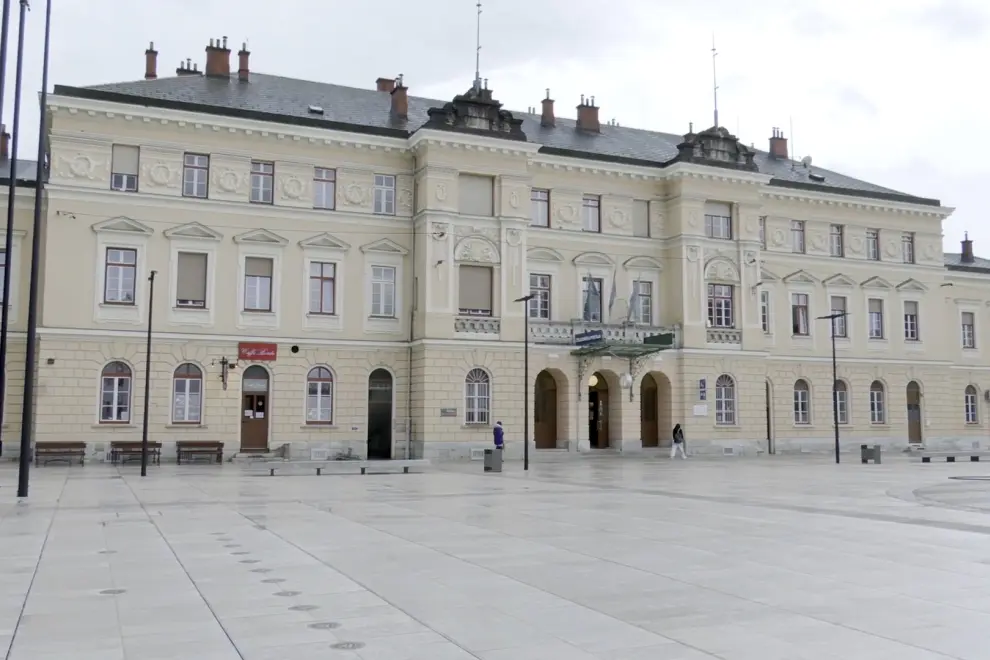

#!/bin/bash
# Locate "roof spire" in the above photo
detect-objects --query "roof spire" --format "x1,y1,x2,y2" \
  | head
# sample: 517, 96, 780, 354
474, 1, 483, 92
711, 33, 719, 129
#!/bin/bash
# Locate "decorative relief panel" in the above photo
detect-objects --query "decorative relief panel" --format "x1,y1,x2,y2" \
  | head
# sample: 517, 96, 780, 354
335, 168, 373, 213
397, 176, 414, 216
138, 146, 182, 195
809, 232, 826, 252
274, 160, 314, 209
550, 189, 582, 231
704, 256, 740, 283
51, 143, 112, 189
208, 155, 250, 202
455, 224, 498, 242
883, 239, 898, 258
602, 195, 633, 236
454, 236, 500, 264
498, 175, 529, 220
847, 235, 864, 255
649, 203, 665, 237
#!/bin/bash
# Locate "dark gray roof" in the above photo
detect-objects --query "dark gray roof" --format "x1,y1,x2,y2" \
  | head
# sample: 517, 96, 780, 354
944, 253, 990, 273
0, 158, 40, 186
55, 72, 940, 207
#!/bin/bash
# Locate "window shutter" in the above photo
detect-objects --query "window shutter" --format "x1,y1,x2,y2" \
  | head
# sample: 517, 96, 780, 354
963, 312, 974, 325
632, 200, 649, 237
111, 145, 139, 175
245, 257, 273, 277
868, 299, 883, 314
704, 201, 732, 217
176, 252, 207, 301
458, 265, 492, 312
458, 174, 494, 216
904, 301, 918, 315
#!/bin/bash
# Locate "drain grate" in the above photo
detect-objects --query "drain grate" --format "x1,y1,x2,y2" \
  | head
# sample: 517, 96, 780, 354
239, 559, 260, 564
231, 551, 250, 556
250, 568, 272, 573
99, 589, 126, 595
331, 642, 365, 650
309, 622, 341, 630
262, 578, 285, 583
274, 590, 301, 597
289, 604, 319, 612
98, 550, 116, 555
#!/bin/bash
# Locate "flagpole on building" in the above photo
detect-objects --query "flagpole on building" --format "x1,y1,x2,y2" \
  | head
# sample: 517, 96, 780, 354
0, 0, 12, 129
18, 0, 51, 498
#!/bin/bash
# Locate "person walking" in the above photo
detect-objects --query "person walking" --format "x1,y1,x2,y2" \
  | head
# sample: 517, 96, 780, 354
670, 423, 687, 459
493, 421, 505, 451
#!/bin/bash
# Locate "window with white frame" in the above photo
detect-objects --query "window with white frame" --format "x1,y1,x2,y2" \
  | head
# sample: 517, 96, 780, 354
104, 247, 137, 305
631, 280, 652, 324
530, 189, 549, 227
249, 161, 274, 204
902, 232, 915, 264
176, 252, 207, 308
100, 361, 131, 423
715, 374, 736, 425
582, 195, 601, 232
829, 224, 844, 257
244, 257, 273, 312
110, 144, 139, 192
459, 265, 493, 316
791, 220, 806, 254
582, 276, 603, 322
464, 368, 490, 424
830, 295, 847, 337
458, 174, 494, 216
373, 174, 396, 215
869, 380, 886, 424
868, 298, 884, 339
308, 262, 336, 315
632, 200, 650, 238
528, 273, 551, 320
866, 229, 880, 261
707, 284, 734, 328
313, 167, 336, 210
172, 363, 202, 424
370, 266, 396, 317
834, 380, 848, 424
903, 301, 919, 341
791, 292, 809, 336
962, 311, 976, 348
182, 153, 209, 198
793, 379, 810, 424
306, 366, 333, 423
758, 216, 766, 249
965, 385, 979, 424
760, 290, 771, 333
705, 202, 732, 240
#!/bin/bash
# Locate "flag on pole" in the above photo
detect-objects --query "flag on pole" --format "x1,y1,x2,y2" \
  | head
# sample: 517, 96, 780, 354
607, 266, 617, 320
628, 277, 639, 323
582, 271, 593, 320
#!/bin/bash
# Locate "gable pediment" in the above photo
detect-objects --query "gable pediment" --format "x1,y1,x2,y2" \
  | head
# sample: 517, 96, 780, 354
300, 232, 351, 251
861, 276, 893, 289
759, 267, 780, 282
822, 273, 856, 288
527, 247, 564, 263
91, 216, 153, 236
623, 256, 663, 271
573, 251, 614, 266
233, 228, 288, 245
360, 238, 408, 255
163, 222, 222, 241
896, 278, 928, 292
782, 269, 819, 285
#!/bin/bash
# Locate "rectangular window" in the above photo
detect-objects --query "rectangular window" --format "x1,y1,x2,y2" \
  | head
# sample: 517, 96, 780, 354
458, 265, 493, 316
104, 248, 137, 304
110, 145, 139, 192
902, 232, 915, 264
758, 216, 766, 249
182, 153, 209, 198
373, 174, 396, 215
830, 224, 844, 257
632, 200, 650, 238
582, 195, 601, 232
529, 274, 551, 320
707, 284, 734, 328
172, 377, 202, 424
835, 387, 848, 425
632, 280, 653, 324
868, 298, 884, 339
313, 167, 336, 210
962, 311, 976, 348
830, 296, 847, 338
244, 257, 273, 312
866, 229, 880, 261
530, 189, 549, 227
370, 266, 396, 317
582, 276, 604, 322
175, 252, 207, 308
903, 301, 919, 341
791, 292, 809, 335
705, 202, 732, 240
870, 388, 885, 424
760, 290, 771, 334
458, 174, 494, 216
250, 161, 274, 204
308, 262, 336, 315
791, 220, 806, 254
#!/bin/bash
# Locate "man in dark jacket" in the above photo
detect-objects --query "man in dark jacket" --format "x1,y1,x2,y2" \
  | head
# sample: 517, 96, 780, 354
670, 423, 686, 459
493, 421, 504, 450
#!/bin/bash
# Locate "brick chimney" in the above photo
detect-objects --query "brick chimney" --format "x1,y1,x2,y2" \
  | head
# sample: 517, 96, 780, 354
576, 95, 600, 133
176, 58, 201, 76
961, 232, 974, 263
144, 42, 158, 80
541, 88, 555, 127
390, 74, 407, 118
204, 36, 231, 77
376, 77, 396, 93
237, 43, 250, 82
1, 125, 9, 161
769, 127, 788, 159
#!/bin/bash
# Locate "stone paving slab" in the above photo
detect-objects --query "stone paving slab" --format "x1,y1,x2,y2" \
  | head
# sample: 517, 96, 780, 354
0, 455, 989, 658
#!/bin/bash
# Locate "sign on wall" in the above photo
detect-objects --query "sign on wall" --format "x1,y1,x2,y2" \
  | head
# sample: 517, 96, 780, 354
238, 342, 277, 361
698, 378, 707, 401
440, 407, 458, 417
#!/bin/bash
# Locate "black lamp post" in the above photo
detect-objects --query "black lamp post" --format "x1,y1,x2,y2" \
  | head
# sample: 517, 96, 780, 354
817, 311, 848, 464
514, 293, 535, 471
140, 271, 157, 477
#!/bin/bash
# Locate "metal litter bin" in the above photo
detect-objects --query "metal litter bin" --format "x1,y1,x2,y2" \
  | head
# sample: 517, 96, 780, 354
484, 448, 503, 472
860, 444, 881, 464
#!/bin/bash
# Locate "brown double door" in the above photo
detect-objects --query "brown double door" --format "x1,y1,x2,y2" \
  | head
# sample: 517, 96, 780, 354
241, 366, 270, 453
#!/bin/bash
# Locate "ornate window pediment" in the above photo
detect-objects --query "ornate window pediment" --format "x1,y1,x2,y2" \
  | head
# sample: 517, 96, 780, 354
299, 233, 350, 251
233, 228, 288, 245
704, 256, 739, 283
782, 269, 819, 285
163, 222, 222, 241
760, 267, 780, 282
896, 278, 928, 292
527, 247, 564, 263
361, 238, 408, 255
91, 216, 153, 236
861, 276, 893, 289
822, 273, 856, 288
623, 256, 663, 271
573, 251, 614, 266
454, 236, 500, 264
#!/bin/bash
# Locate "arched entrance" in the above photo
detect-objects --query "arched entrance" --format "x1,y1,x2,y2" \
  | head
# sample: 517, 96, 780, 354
588, 371, 610, 448
534, 370, 558, 449
367, 369, 393, 460
906, 381, 922, 444
641, 375, 658, 447
241, 365, 270, 452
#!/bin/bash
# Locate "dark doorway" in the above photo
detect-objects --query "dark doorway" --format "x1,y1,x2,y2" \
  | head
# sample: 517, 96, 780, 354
907, 381, 922, 444
367, 369, 394, 460
534, 370, 558, 449
241, 366, 270, 453
588, 372, 609, 448
640, 374, 658, 447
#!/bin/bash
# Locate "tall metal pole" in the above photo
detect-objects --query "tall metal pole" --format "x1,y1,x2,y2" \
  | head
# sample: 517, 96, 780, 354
0, 0, 12, 130
140, 271, 156, 477
0, 0, 27, 459
17, 0, 51, 498
831, 320, 840, 464
514, 293, 534, 471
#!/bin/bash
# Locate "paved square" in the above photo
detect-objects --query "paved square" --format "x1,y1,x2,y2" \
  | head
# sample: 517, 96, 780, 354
1, 455, 989, 659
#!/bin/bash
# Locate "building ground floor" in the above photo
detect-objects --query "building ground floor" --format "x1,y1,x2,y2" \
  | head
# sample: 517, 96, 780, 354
1, 332, 988, 462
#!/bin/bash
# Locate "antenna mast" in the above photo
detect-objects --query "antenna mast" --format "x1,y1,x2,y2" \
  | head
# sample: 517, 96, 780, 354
474, 1, 483, 91
790, 116, 795, 169
711, 34, 719, 128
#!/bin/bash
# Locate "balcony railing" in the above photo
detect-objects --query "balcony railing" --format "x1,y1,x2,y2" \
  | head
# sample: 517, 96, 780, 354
454, 316, 501, 335
706, 328, 742, 344
530, 320, 681, 347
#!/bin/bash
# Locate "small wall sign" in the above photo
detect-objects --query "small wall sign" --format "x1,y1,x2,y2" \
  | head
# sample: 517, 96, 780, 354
439, 407, 458, 417
698, 378, 707, 401
239, 342, 278, 361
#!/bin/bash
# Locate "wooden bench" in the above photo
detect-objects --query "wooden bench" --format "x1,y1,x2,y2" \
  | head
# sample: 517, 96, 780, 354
34, 441, 86, 466
109, 441, 162, 466
920, 451, 990, 463
259, 459, 429, 477
176, 441, 224, 465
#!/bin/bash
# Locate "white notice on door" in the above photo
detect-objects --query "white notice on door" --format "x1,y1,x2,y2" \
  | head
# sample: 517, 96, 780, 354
255, 412, 264, 419
244, 410, 253, 418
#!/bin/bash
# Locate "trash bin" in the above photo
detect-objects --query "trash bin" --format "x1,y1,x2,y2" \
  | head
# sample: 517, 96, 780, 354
484, 448, 503, 473
860, 444, 881, 464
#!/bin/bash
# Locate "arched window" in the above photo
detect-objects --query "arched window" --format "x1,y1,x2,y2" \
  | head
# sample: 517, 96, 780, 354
834, 381, 848, 425
965, 385, 979, 424
714, 374, 735, 425
172, 363, 203, 423
306, 367, 333, 423
793, 379, 810, 424
869, 381, 885, 424
464, 368, 491, 425
100, 361, 132, 423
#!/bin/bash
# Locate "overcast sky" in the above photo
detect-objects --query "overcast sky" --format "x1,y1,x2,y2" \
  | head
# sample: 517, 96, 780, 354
2, 0, 985, 255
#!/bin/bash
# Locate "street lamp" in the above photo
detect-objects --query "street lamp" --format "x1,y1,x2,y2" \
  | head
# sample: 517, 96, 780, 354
514, 293, 535, 471
817, 311, 848, 464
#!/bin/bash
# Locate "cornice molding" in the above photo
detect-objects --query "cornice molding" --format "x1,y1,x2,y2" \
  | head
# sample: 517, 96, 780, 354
761, 187, 951, 219
531, 153, 662, 181
408, 129, 539, 157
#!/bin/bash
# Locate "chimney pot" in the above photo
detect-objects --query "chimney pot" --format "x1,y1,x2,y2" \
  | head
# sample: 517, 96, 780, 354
222, 36, 228, 49
390, 76, 408, 119
541, 91, 555, 127
144, 41, 158, 80
576, 96, 600, 133
238, 43, 251, 82
961, 232, 975, 263
376, 77, 395, 93
769, 127, 788, 159
205, 36, 231, 77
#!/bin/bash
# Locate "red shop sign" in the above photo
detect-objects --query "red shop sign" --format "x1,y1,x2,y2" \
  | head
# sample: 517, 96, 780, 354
238, 342, 278, 361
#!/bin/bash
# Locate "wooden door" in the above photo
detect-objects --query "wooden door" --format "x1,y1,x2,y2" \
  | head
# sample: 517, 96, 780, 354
907, 382, 922, 444
241, 365, 270, 452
